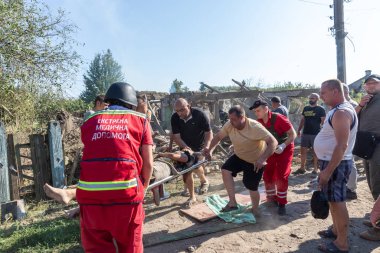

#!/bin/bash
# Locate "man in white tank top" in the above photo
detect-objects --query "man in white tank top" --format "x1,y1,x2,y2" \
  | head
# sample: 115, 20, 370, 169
313, 79, 358, 253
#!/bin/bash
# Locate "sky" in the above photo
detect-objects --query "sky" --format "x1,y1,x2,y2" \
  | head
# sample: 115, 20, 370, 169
45, 0, 380, 97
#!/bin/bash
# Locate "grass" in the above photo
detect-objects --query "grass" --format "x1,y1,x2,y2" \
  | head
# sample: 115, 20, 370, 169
0, 201, 82, 253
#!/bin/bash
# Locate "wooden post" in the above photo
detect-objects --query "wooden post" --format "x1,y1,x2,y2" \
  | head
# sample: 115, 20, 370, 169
0, 122, 10, 202
30, 134, 50, 200
7, 134, 19, 200
1, 200, 26, 223
48, 121, 65, 188
213, 102, 220, 125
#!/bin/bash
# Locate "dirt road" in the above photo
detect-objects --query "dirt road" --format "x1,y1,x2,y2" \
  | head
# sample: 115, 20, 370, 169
143, 162, 380, 253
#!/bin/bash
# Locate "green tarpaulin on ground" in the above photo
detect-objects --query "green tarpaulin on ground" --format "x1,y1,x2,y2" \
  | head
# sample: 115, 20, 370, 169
205, 194, 256, 224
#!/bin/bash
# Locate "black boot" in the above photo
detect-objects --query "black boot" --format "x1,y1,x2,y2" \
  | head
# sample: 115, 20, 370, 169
278, 204, 286, 216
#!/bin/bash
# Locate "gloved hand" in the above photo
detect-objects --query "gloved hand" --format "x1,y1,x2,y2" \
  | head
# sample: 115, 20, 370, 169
274, 143, 286, 154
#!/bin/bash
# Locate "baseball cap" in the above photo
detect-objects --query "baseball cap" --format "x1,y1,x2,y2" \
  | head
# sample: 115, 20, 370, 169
249, 99, 268, 110
270, 96, 281, 103
364, 74, 380, 83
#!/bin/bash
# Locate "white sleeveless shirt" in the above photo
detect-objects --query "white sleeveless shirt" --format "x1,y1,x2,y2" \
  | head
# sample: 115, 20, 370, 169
314, 101, 358, 161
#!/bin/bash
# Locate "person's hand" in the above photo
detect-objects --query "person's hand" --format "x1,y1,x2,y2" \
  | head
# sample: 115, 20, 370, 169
182, 146, 192, 152
359, 94, 373, 107
318, 169, 332, 187
274, 143, 286, 154
228, 145, 234, 154
297, 130, 302, 137
202, 147, 212, 161
254, 158, 266, 172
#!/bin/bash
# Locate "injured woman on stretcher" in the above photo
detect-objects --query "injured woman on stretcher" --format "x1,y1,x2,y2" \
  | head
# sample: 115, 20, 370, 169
43, 149, 206, 218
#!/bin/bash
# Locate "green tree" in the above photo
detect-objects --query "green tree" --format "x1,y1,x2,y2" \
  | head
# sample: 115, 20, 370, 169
80, 49, 124, 103
0, 0, 81, 131
0, 0, 81, 88
170, 79, 189, 93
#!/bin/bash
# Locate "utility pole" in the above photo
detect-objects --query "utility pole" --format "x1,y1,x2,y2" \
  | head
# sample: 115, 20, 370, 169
333, 0, 346, 83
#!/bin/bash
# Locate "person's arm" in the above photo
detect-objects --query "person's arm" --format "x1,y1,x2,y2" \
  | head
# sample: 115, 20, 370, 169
318, 110, 351, 186
284, 126, 297, 146
201, 110, 213, 149
297, 116, 305, 136
255, 135, 277, 171
356, 94, 373, 114
203, 131, 227, 160
320, 107, 327, 126
141, 144, 153, 191
274, 117, 296, 154
167, 133, 174, 151
320, 116, 326, 125
203, 130, 213, 149
276, 126, 297, 154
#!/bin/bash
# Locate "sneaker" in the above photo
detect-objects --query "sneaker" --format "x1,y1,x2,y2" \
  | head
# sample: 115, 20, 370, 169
278, 204, 286, 216
360, 227, 380, 241
346, 189, 357, 200
292, 168, 306, 175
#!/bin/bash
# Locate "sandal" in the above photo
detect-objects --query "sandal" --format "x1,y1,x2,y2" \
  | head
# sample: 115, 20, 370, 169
317, 228, 337, 239
220, 205, 238, 212
318, 242, 348, 253
199, 182, 210, 195
180, 189, 190, 197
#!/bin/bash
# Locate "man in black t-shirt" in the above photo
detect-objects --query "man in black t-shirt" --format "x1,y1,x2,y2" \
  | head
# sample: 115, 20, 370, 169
171, 98, 213, 206
294, 93, 326, 175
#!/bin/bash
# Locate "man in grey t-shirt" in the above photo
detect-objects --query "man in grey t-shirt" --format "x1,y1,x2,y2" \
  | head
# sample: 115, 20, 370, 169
271, 96, 289, 117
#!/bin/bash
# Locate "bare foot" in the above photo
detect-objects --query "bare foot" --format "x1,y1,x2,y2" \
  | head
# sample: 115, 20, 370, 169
43, 183, 71, 205
64, 207, 80, 219
184, 198, 197, 208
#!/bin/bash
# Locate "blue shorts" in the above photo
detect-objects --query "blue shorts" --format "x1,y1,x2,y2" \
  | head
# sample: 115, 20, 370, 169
319, 159, 353, 202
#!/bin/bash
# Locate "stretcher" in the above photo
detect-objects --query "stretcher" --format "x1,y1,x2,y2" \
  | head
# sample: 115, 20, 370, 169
146, 159, 209, 191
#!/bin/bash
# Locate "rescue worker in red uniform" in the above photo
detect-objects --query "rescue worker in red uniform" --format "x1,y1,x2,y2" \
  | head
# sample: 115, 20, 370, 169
250, 100, 297, 215
76, 82, 153, 253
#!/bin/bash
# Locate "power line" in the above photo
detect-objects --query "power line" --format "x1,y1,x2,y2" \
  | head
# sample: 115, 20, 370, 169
297, 0, 329, 6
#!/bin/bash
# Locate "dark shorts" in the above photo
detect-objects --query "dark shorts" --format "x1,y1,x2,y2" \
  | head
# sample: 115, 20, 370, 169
319, 159, 353, 202
221, 154, 264, 191
301, 134, 317, 148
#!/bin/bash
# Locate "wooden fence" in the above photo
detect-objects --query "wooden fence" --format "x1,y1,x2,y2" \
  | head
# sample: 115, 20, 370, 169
0, 121, 65, 204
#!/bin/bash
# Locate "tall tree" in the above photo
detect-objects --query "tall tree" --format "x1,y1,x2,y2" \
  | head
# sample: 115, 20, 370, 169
0, 0, 81, 131
80, 49, 124, 103
0, 0, 81, 89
